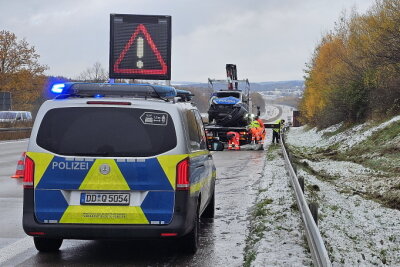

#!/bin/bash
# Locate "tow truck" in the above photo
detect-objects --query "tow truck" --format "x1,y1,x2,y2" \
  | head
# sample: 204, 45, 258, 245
205, 64, 266, 150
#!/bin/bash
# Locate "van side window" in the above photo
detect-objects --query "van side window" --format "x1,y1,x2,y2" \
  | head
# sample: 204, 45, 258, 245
186, 110, 201, 151
193, 110, 207, 150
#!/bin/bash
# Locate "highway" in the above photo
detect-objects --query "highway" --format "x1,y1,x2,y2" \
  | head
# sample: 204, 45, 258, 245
0, 140, 266, 266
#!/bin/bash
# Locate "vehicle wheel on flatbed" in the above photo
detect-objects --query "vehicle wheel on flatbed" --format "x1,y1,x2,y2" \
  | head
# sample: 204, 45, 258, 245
34, 237, 63, 252
201, 192, 215, 219
181, 206, 200, 254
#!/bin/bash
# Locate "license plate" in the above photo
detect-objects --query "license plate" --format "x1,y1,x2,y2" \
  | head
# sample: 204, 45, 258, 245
80, 192, 130, 205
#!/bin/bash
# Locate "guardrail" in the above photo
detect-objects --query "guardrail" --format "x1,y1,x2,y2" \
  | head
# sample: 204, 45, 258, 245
0, 127, 32, 132
280, 128, 332, 267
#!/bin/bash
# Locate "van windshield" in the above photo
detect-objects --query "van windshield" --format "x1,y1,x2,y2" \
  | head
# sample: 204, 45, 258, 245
215, 92, 241, 98
37, 107, 177, 157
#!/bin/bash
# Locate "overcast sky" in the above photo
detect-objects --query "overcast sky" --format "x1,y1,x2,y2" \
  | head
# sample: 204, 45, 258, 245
0, 0, 376, 82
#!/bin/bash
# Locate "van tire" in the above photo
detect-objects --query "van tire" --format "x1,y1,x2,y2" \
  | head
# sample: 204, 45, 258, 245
34, 237, 63, 252
182, 205, 200, 254
201, 192, 215, 219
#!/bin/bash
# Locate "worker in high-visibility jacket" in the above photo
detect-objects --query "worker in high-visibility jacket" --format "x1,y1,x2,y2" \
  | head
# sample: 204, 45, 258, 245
249, 117, 264, 144
256, 116, 266, 141
272, 119, 285, 144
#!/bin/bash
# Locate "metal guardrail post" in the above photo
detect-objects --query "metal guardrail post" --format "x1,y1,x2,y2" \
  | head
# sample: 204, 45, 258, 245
280, 128, 331, 267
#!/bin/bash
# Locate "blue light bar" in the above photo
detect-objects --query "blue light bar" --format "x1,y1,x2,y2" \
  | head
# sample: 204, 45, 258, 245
51, 83, 66, 94
50, 82, 177, 99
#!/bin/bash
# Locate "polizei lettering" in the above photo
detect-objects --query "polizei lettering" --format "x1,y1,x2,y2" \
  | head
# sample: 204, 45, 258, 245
52, 161, 89, 170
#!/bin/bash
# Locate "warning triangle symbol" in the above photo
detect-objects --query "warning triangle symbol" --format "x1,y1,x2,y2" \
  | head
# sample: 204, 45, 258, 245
113, 24, 168, 75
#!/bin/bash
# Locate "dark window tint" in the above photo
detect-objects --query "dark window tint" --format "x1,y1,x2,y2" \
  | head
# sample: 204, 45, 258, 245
193, 111, 207, 150
37, 107, 177, 157
186, 110, 201, 151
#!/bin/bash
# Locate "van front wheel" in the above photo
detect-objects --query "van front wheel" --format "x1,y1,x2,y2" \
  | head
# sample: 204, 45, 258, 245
34, 237, 63, 252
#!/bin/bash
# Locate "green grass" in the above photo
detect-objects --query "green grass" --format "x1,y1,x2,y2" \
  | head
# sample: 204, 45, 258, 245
243, 197, 274, 266
266, 144, 279, 160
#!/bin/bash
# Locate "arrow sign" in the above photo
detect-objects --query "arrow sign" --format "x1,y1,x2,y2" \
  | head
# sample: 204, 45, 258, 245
110, 14, 171, 80
140, 112, 169, 126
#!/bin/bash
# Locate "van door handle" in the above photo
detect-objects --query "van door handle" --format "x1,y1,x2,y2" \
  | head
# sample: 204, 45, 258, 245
195, 164, 205, 169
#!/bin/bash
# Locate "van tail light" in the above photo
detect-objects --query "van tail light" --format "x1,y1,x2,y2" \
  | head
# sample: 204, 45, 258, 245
176, 158, 190, 190
23, 156, 35, 189
160, 233, 178, 237
28, 232, 46, 236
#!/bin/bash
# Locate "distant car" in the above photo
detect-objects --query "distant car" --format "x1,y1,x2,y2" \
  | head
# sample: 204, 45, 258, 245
0, 111, 32, 123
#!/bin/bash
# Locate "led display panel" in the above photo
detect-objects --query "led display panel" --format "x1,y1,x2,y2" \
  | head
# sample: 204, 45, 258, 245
109, 14, 171, 80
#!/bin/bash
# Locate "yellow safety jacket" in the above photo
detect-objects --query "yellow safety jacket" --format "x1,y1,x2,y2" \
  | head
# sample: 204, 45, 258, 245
273, 119, 282, 132
249, 120, 261, 128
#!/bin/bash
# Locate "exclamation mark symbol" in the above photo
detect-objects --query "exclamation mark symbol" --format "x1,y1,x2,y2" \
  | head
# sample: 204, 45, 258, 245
137, 37, 144, 68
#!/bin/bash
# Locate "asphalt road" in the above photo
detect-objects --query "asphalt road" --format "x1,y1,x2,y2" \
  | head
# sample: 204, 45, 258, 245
0, 140, 266, 266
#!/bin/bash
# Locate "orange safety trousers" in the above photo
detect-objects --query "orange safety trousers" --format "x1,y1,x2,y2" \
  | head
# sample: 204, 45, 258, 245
227, 131, 240, 150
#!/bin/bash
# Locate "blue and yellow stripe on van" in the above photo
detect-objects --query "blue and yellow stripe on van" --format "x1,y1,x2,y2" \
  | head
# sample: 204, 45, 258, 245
27, 151, 212, 225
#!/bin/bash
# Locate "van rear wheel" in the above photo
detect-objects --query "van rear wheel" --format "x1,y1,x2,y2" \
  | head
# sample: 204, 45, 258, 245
34, 237, 63, 252
201, 192, 215, 219
182, 207, 200, 254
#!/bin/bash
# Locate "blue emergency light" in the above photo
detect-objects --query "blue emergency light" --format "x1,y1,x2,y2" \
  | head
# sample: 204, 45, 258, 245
51, 83, 66, 94
50, 82, 178, 99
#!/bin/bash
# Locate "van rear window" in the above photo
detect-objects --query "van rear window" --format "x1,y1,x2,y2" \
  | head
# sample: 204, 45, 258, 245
37, 107, 177, 157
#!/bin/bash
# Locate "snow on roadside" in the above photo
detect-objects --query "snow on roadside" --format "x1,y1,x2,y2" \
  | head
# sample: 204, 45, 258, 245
286, 116, 400, 266
299, 168, 400, 266
288, 115, 400, 150
301, 159, 400, 197
250, 145, 312, 266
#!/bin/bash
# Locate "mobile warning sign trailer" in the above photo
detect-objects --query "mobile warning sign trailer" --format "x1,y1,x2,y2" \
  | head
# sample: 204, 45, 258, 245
109, 14, 172, 80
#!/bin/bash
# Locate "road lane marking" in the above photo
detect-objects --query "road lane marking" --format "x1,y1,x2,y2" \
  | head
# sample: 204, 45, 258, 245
0, 236, 33, 265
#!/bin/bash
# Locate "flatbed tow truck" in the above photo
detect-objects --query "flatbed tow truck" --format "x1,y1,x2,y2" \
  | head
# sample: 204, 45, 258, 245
204, 64, 277, 150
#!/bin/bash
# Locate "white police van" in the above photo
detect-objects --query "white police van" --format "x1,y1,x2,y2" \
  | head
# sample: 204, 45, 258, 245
23, 83, 217, 253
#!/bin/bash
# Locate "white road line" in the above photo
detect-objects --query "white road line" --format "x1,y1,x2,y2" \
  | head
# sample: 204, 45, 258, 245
0, 139, 29, 145
0, 236, 34, 265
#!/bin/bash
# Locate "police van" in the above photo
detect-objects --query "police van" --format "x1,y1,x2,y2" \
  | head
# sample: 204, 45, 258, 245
22, 83, 217, 253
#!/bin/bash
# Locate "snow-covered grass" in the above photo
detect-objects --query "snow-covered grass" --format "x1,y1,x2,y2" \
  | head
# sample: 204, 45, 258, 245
288, 115, 400, 151
244, 144, 312, 266
286, 115, 400, 265
288, 116, 400, 208
299, 168, 400, 266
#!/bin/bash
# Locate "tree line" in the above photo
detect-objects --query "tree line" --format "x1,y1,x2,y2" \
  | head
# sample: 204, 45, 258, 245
0, 29, 109, 112
300, 0, 400, 128
0, 29, 265, 117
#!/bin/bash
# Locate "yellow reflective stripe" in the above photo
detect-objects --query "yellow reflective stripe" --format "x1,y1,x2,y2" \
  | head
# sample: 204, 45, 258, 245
59, 206, 148, 224
26, 152, 54, 188
190, 172, 214, 194
157, 154, 188, 190
79, 159, 129, 190
189, 150, 209, 158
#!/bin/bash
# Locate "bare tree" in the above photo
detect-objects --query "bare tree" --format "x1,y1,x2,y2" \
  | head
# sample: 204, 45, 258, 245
0, 30, 47, 75
77, 62, 108, 82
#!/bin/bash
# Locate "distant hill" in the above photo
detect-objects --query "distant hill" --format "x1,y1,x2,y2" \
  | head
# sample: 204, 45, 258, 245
172, 80, 304, 91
